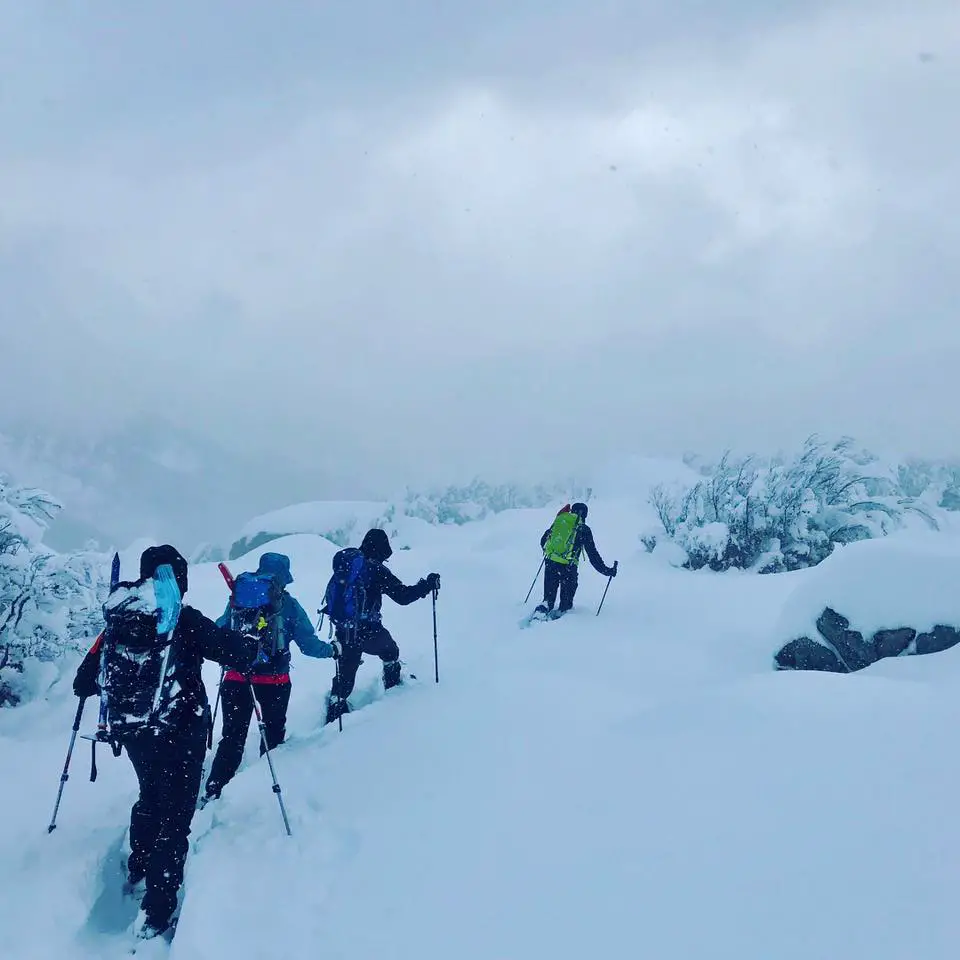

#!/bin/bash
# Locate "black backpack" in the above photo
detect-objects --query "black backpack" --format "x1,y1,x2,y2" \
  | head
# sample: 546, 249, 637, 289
97, 564, 183, 742
230, 571, 286, 667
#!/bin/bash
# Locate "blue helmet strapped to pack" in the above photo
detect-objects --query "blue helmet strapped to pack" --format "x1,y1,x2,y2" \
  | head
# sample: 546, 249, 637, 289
322, 547, 379, 631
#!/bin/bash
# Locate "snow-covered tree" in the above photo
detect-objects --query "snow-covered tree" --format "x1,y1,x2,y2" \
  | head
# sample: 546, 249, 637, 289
649, 437, 943, 573
0, 476, 109, 706
399, 479, 591, 525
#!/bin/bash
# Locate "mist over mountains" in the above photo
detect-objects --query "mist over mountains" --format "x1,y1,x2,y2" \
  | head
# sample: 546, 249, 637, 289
0, 414, 370, 555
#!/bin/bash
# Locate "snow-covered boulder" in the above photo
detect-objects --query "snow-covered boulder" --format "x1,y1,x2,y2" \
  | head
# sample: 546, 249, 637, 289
227, 501, 391, 559
772, 534, 960, 672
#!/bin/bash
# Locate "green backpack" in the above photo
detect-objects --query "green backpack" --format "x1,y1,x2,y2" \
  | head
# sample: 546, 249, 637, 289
543, 510, 582, 565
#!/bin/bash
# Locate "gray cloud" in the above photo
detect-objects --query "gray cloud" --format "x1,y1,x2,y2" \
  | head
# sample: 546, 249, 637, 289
2, 0, 958, 529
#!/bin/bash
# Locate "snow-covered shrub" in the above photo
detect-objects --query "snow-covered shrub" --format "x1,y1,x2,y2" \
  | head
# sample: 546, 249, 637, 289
650, 437, 942, 573
897, 458, 960, 511
0, 476, 109, 706
399, 479, 591, 526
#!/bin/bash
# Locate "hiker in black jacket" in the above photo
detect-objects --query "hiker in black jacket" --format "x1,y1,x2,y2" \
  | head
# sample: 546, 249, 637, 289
322, 528, 439, 725
73, 545, 257, 942
535, 502, 617, 617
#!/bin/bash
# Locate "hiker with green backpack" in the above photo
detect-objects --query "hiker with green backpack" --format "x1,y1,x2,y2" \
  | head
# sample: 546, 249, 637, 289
533, 502, 617, 620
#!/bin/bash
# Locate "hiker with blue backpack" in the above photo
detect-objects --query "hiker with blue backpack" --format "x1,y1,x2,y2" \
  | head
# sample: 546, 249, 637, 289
201, 552, 333, 806
321, 528, 440, 726
533, 502, 617, 620
71, 545, 259, 942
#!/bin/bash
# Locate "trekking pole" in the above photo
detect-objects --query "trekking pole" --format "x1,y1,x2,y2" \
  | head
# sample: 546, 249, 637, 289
524, 558, 545, 604
208, 666, 225, 749
248, 682, 292, 836
334, 655, 343, 733
47, 698, 86, 833
596, 562, 618, 617
432, 587, 439, 684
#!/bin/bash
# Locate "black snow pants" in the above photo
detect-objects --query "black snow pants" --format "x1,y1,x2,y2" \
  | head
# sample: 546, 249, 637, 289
543, 558, 579, 612
123, 715, 207, 926
331, 624, 401, 701
206, 679, 291, 797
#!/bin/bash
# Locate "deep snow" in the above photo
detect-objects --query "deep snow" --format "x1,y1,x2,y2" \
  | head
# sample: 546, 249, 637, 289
2, 502, 960, 959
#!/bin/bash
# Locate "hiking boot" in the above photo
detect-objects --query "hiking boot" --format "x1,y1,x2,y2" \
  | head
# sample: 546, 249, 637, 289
134, 908, 171, 941
382, 660, 402, 690
197, 783, 221, 811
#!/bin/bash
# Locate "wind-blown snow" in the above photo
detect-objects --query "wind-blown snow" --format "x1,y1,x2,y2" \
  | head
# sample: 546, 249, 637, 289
2, 501, 959, 958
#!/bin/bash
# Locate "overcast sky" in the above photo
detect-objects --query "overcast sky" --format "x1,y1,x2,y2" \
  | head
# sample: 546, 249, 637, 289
2, 0, 958, 491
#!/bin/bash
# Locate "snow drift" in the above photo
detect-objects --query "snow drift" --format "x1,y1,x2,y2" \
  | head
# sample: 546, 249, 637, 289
2, 500, 960, 959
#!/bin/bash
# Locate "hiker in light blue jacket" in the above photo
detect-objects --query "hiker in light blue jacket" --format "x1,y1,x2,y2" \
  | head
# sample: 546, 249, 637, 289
202, 551, 332, 805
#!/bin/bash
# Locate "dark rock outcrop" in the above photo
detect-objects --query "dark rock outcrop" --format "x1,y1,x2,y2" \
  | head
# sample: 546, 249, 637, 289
815, 608, 876, 671
775, 610, 960, 673
915, 626, 960, 656
774, 637, 848, 673
873, 628, 915, 660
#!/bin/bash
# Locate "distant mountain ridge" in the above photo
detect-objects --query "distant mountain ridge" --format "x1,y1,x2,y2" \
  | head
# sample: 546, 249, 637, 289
0, 415, 355, 555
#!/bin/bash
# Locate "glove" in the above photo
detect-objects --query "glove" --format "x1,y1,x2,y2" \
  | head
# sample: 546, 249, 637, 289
424, 573, 441, 594
330, 639, 343, 659
608, 561, 618, 578
73, 674, 99, 699
73, 660, 99, 699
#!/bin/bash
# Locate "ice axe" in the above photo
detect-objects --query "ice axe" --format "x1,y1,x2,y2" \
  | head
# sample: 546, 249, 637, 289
208, 562, 235, 748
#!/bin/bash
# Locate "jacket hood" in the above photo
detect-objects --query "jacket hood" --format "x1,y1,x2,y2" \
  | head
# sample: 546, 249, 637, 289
571, 502, 589, 521
256, 552, 294, 585
139, 544, 189, 596
360, 528, 393, 562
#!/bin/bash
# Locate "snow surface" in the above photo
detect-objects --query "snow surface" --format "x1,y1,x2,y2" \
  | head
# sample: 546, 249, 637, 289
3, 502, 960, 958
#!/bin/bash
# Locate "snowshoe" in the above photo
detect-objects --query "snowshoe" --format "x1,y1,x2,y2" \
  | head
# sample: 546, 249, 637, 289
324, 694, 351, 726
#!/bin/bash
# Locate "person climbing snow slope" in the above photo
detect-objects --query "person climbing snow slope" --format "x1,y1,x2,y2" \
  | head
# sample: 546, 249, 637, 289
72, 545, 258, 942
535, 502, 617, 618
321, 528, 439, 725
201, 551, 334, 807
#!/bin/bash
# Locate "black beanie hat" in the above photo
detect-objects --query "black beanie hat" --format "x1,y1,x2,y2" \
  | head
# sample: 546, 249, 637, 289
140, 544, 189, 596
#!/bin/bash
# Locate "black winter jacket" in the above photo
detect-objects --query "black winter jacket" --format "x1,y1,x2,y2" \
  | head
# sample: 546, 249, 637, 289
355, 561, 433, 625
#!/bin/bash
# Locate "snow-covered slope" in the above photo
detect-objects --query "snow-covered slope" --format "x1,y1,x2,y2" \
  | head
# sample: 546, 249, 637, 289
3, 503, 960, 958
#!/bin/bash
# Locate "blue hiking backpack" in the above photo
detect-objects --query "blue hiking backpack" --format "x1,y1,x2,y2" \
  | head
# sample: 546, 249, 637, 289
230, 571, 286, 665
322, 547, 378, 633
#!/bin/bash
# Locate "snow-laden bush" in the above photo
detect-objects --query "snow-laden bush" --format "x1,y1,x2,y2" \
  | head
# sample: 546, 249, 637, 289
649, 437, 942, 573
399, 479, 591, 526
897, 458, 960, 511
0, 476, 109, 706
